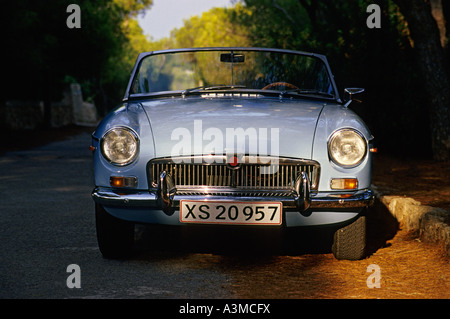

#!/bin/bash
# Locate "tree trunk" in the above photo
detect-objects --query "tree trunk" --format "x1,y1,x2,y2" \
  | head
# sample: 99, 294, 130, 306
394, 0, 450, 161
430, 0, 447, 47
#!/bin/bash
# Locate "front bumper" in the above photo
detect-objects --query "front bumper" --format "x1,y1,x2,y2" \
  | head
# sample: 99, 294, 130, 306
92, 186, 375, 211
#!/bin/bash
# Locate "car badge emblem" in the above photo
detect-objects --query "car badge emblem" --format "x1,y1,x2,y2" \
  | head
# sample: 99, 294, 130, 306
226, 154, 241, 169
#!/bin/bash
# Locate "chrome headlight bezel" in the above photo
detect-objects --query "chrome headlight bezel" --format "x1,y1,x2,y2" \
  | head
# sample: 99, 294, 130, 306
328, 128, 367, 168
100, 127, 139, 166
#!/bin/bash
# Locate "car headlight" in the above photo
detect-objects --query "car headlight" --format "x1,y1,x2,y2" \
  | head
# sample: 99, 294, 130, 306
101, 127, 139, 166
328, 128, 367, 167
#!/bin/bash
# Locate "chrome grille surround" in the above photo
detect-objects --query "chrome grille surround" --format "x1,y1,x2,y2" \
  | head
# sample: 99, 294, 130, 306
147, 155, 320, 197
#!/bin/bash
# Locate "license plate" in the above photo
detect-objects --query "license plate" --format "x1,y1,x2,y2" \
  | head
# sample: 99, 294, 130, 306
180, 200, 282, 225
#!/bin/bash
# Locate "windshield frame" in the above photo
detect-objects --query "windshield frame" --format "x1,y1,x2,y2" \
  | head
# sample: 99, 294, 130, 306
124, 47, 341, 103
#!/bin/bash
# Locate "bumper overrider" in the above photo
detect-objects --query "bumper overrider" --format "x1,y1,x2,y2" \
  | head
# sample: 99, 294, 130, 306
92, 171, 375, 214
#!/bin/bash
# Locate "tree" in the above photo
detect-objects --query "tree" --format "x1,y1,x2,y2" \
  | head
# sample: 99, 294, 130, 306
394, 0, 450, 160
2, 0, 152, 117
140, 0, 450, 160
230, 0, 450, 160
171, 5, 251, 49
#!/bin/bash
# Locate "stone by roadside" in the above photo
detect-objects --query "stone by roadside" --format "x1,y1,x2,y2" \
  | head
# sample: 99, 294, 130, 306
1, 83, 98, 131
375, 193, 450, 256
372, 154, 450, 257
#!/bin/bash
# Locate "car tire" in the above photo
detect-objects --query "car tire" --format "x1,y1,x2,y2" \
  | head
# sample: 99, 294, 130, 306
332, 215, 366, 260
95, 204, 135, 259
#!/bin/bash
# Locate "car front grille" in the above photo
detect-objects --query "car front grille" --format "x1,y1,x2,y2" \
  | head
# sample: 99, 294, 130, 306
148, 156, 320, 196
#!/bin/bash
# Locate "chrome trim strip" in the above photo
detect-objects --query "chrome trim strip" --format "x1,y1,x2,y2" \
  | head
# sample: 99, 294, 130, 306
173, 186, 295, 196
123, 47, 341, 103
92, 187, 374, 210
157, 171, 176, 214
149, 155, 318, 165
148, 155, 321, 191
92, 188, 158, 207
309, 190, 375, 209
294, 171, 310, 211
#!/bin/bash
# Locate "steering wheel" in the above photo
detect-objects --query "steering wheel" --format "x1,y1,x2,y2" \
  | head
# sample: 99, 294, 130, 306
262, 82, 299, 90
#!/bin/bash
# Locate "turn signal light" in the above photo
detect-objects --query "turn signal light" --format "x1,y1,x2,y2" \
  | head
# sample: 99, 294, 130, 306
110, 176, 137, 188
330, 178, 358, 190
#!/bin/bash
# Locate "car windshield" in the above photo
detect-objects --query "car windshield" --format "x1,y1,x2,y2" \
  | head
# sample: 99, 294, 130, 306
130, 49, 335, 98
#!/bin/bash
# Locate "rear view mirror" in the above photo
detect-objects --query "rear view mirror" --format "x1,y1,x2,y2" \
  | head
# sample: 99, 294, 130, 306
220, 53, 245, 63
344, 88, 365, 107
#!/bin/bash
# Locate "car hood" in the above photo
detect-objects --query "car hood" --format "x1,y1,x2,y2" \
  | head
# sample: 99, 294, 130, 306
139, 96, 326, 159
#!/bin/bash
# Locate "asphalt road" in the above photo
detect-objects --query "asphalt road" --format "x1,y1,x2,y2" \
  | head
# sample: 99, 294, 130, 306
0, 131, 448, 300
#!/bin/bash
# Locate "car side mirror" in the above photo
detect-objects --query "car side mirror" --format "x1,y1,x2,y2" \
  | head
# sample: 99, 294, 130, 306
344, 88, 365, 107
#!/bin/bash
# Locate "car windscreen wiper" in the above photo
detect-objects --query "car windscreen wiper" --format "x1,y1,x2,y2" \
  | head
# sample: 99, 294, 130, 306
182, 85, 246, 96
281, 89, 335, 99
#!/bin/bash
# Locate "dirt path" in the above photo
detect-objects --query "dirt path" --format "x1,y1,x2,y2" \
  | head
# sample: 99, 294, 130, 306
372, 154, 450, 212
219, 229, 449, 299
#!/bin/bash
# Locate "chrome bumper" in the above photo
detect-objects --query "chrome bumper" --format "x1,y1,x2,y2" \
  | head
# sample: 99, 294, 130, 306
92, 187, 375, 211
93, 169, 374, 212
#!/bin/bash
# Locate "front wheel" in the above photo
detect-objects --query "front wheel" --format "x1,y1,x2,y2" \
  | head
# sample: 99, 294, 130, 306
95, 204, 135, 259
332, 215, 366, 260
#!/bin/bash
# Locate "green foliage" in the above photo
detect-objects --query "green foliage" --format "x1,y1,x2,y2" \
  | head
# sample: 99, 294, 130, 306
147, 4, 251, 49
3, 0, 152, 114
231, 0, 433, 156
148, 0, 444, 157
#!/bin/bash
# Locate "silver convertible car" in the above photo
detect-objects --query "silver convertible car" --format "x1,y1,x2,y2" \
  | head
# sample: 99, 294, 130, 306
91, 47, 375, 260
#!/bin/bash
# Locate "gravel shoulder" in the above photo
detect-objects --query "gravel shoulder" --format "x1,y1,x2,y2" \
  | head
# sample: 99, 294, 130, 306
372, 154, 450, 257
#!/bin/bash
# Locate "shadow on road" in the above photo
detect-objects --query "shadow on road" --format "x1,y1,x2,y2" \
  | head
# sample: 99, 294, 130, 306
366, 199, 399, 256
130, 201, 399, 261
